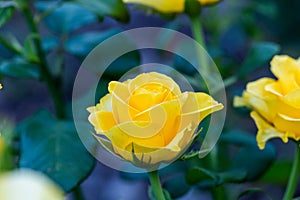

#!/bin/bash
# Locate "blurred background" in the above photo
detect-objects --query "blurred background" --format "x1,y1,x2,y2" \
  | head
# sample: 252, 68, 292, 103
1, 0, 300, 199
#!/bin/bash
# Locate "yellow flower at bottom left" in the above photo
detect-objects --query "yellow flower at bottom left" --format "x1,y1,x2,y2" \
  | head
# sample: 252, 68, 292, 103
0, 169, 65, 200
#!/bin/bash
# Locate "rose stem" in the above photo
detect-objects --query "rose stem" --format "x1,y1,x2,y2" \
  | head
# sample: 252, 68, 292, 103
148, 170, 165, 200
283, 142, 300, 200
189, 14, 209, 76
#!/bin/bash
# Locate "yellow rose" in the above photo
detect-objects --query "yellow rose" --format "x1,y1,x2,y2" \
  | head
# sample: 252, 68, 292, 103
123, 0, 220, 13
88, 72, 223, 168
234, 55, 300, 149
0, 169, 65, 200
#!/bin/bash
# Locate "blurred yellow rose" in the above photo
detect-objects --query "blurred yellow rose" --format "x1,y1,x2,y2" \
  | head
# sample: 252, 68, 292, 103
0, 169, 65, 200
123, 0, 220, 13
88, 72, 223, 168
234, 55, 300, 149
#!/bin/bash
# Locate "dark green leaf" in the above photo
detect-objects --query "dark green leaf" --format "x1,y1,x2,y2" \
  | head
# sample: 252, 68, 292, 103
65, 29, 120, 57
42, 36, 59, 52
238, 188, 273, 200
239, 42, 280, 76
163, 174, 190, 198
260, 161, 292, 185
19, 110, 95, 192
220, 129, 257, 146
65, 29, 141, 77
36, 1, 97, 33
0, 58, 41, 79
232, 142, 276, 181
22, 34, 39, 63
186, 167, 218, 185
218, 169, 247, 184
68, 0, 129, 23
0, 34, 22, 54
0, 2, 15, 28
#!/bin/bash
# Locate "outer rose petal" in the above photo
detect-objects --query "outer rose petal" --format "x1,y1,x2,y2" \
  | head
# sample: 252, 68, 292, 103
109, 123, 197, 167
251, 111, 288, 150
88, 111, 116, 133
123, 0, 185, 13
273, 114, 300, 140
281, 89, 300, 109
180, 92, 223, 131
87, 94, 112, 113
271, 55, 300, 94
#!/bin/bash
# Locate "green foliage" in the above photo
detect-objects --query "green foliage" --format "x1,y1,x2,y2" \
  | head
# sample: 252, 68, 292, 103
148, 187, 172, 200
0, 120, 15, 172
18, 110, 95, 192
238, 188, 273, 200
67, 0, 129, 23
36, 1, 97, 34
0, 1, 16, 28
185, 130, 276, 189
0, 58, 41, 79
64, 29, 120, 57
163, 174, 191, 198
239, 42, 280, 77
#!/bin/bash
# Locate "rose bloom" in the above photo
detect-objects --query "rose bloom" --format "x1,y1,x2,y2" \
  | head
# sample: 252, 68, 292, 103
88, 72, 223, 168
234, 55, 300, 149
123, 0, 220, 13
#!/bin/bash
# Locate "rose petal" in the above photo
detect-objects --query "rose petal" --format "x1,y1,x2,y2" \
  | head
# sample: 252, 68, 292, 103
274, 113, 300, 139
88, 111, 116, 133
180, 92, 223, 131
128, 72, 182, 97
250, 111, 288, 150
112, 123, 197, 167
123, 0, 185, 13
281, 88, 300, 109
198, 0, 220, 5
133, 99, 182, 144
271, 55, 300, 94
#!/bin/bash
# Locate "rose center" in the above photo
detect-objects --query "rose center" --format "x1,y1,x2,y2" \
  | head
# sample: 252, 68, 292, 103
129, 83, 175, 111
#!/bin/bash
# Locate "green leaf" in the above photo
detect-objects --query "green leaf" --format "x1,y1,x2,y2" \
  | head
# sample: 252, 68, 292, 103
35, 1, 97, 33
218, 169, 247, 184
65, 29, 141, 76
69, 0, 129, 23
0, 58, 41, 79
0, 1, 16, 28
232, 142, 276, 181
0, 120, 15, 172
65, 29, 120, 57
221, 130, 276, 181
163, 174, 191, 198
260, 161, 292, 185
238, 188, 273, 200
42, 36, 59, 52
186, 167, 218, 186
18, 110, 95, 192
0, 34, 22, 54
22, 34, 39, 63
239, 42, 280, 76
220, 129, 257, 146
